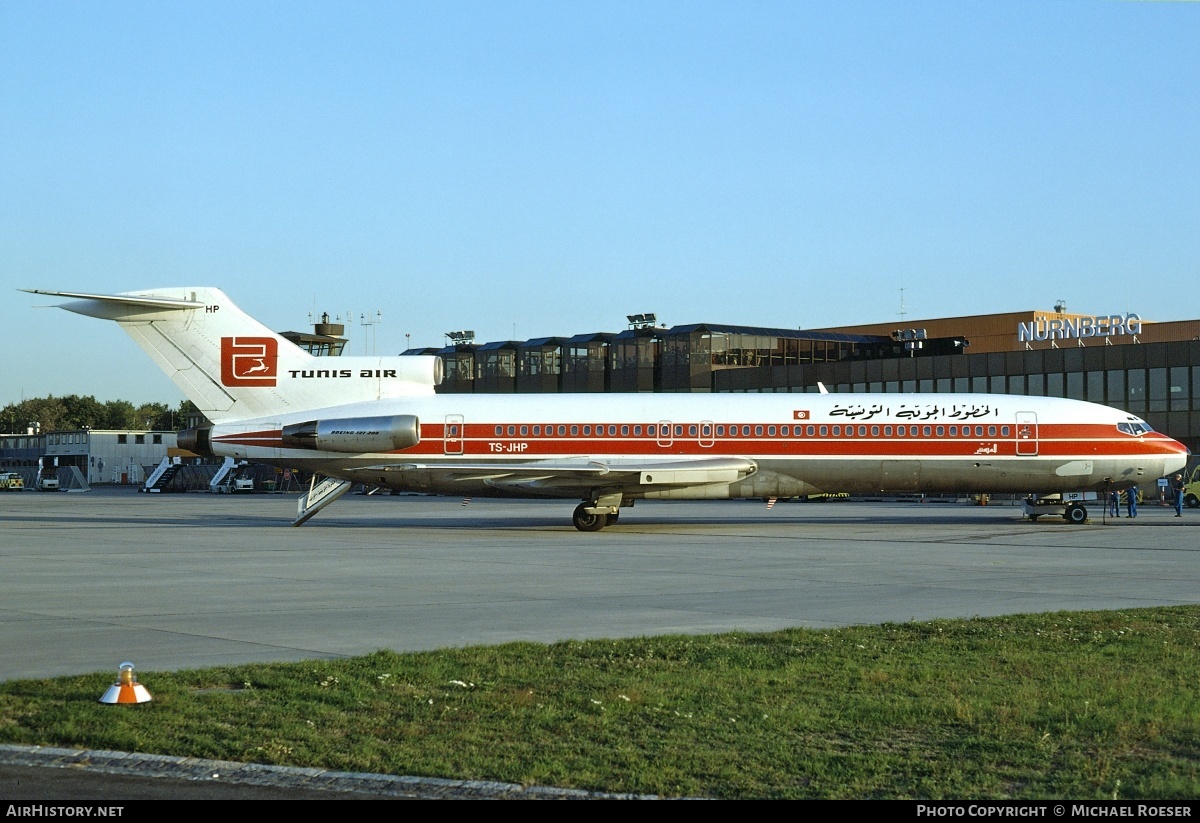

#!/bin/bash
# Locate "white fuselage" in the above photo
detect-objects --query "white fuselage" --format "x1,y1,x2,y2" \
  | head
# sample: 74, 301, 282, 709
208, 392, 1187, 500
32, 286, 1189, 527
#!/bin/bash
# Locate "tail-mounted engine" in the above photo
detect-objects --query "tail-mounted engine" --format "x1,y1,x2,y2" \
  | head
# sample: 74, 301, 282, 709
177, 427, 213, 456
281, 414, 420, 453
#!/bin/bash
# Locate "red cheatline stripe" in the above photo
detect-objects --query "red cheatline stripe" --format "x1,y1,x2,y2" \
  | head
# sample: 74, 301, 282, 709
213, 422, 1182, 459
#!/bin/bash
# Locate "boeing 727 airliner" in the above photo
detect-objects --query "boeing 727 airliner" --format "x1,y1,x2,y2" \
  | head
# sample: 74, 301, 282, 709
26, 288, 1189, 529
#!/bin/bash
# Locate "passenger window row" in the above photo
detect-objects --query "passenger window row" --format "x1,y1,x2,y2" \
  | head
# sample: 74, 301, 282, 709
488, 423, 1014, 438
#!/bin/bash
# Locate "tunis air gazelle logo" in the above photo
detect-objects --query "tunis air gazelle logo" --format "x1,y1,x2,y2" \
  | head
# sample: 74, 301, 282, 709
220, 337, 278, 387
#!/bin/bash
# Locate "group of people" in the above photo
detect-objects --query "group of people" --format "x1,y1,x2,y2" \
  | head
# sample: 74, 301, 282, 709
1107, 486, 1139, 518
1106, 474, 1187, 518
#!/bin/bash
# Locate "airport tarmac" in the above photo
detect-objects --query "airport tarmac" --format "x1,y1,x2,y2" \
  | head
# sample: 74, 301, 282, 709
1, 488, 1198, 682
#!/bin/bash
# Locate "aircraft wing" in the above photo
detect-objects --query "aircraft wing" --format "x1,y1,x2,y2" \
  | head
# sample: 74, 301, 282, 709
341, 456, 758, 492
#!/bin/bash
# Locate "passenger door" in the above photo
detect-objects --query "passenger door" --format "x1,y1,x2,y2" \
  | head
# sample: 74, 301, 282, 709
444, 414, 464, 455
1015, 412, 1038, 456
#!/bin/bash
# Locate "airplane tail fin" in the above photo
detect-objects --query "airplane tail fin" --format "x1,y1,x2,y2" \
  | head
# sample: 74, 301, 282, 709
25, 287, 440, 423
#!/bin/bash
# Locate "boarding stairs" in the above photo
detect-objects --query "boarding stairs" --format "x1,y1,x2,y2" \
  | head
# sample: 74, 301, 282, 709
208, 457, 236, 493
142, 456, 182, 493
294, 475, 353, 526
58, 466, 90, 492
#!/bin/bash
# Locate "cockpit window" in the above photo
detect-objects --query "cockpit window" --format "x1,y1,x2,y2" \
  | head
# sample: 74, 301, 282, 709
1117, 421, 1153, 436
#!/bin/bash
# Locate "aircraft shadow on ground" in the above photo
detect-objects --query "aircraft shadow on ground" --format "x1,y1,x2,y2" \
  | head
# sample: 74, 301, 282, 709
0, 507, 1099, 531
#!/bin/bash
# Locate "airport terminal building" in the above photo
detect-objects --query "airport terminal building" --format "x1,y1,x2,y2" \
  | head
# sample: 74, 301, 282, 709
405, 307, 1200, 454
0, 429, 178, 486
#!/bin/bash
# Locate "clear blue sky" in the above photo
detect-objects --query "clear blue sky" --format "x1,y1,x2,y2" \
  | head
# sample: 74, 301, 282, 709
3, 1, 1198, 408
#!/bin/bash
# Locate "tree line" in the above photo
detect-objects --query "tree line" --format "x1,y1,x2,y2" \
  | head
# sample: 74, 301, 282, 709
1, 395, 197, 434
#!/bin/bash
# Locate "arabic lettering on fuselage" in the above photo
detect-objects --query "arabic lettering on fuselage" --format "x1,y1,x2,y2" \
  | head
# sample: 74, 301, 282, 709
827, 403, 997, 421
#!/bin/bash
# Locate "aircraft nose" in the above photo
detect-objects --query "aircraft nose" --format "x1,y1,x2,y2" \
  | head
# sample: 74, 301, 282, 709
1161, 436, 1190, 473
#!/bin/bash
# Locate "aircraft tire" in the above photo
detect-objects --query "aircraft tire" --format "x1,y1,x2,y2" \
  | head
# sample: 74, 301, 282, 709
1065, 503, 1088, 524
573, 503, 608, 532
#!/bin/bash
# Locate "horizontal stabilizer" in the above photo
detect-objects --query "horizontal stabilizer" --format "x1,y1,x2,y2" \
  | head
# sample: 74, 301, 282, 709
22, 288, 206, 317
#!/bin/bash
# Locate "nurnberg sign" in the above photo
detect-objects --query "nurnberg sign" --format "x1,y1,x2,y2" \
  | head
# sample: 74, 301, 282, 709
1017, 313, 1142, 343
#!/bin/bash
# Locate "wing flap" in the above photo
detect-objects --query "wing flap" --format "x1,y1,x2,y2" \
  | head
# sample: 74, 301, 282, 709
636, 467, 743, 485
343, 456, 758, 487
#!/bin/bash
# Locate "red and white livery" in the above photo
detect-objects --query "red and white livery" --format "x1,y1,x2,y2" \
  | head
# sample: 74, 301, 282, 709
28, 287, 1188, 530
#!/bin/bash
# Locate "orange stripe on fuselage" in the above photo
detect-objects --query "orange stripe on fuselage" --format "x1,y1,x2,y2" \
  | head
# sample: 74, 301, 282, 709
212, 423, 1184, 460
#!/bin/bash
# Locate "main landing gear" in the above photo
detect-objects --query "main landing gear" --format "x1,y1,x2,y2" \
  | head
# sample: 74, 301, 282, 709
572, 503, 608, 532
572, 493, 626, 532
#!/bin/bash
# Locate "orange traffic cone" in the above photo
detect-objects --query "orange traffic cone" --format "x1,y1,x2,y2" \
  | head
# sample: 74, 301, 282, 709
99, 662, 152, 704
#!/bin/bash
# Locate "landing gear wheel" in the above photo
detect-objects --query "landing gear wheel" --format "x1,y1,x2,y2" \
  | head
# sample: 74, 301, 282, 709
1065, 503, 1088, 524
573, 503, 608, 532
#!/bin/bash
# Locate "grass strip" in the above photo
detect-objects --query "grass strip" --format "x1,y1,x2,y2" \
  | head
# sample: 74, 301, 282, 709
2, 606, 1197, 799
